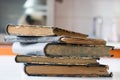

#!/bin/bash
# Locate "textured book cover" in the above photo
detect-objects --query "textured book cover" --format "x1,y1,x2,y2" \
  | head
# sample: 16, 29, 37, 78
15, 55, 99, 65
24, 64, 112, 77
6, 24, 88, 38
12, 42, 113, 57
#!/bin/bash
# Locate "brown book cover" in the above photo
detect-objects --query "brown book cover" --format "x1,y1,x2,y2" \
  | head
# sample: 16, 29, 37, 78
24, 64, 112, 77
15, 55, 99, 65
45, 43, 113, 57
61, 37, 106, 45
12, 42, 113, 57
6, 25, 88, 38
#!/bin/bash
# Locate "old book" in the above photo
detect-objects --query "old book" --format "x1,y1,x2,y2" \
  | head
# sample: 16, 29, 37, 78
24, 64, 112, 77
12, 42, 113, 57
5, 35, 106, 45
6, 25, 88, 38
15, 55, 99, 65
61, 37, 106, 45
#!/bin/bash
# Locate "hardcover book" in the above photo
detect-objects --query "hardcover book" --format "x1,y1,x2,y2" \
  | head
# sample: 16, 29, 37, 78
5, 35, 106, 45
6, 25, 88, 38
24, 64, 112, 77
15, 55, 99, 65
12, 42, 113, 57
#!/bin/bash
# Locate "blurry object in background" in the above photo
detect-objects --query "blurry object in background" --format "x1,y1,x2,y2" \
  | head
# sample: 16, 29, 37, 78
18, 0, 47, 25
0, 0, 25, 33
18, 14, 46, 25
93, 17, 119, 42
25, 15, 46, 25
92, 16, 103, 39
108, 19, 119, 42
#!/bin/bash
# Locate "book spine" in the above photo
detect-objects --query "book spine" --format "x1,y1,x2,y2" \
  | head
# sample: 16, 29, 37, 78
45, 43, 112, 57
24, 64, 112, 77
15, 55, 99, 65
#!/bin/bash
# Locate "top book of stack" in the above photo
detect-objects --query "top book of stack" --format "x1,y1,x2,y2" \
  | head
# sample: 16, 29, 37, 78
6, 25, 88, 38
5, 25, 107, 45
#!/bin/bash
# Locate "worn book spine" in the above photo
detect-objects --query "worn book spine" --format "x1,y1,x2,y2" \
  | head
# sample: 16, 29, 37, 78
15, 55, 99, 65
24, 64, 112, 77
6, 25, 55, 36
45, 43, 113, 57
6, 24, 88, 38
61, 37, 106, 45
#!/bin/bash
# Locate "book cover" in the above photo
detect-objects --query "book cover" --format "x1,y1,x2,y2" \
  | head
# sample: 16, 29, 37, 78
5, 35, 106, 45
6, 24, 88, 38
12, 42, 113, 57
15, 55, 99, 65
24, 64, 112, 77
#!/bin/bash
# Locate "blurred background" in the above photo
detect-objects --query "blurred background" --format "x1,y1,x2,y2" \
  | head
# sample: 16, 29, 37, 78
1, 0, 120, 80
1, 0, 120, 42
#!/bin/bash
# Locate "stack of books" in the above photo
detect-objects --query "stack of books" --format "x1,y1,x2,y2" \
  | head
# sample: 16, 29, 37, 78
5, 24, 113, 78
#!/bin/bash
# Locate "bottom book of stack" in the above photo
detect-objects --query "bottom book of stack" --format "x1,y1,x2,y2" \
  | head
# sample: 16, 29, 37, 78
24, 64, 111, 77
15, 55, 112, 80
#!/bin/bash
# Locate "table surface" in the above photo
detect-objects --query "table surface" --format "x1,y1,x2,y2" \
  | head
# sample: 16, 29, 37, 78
0, 56, 120, 80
